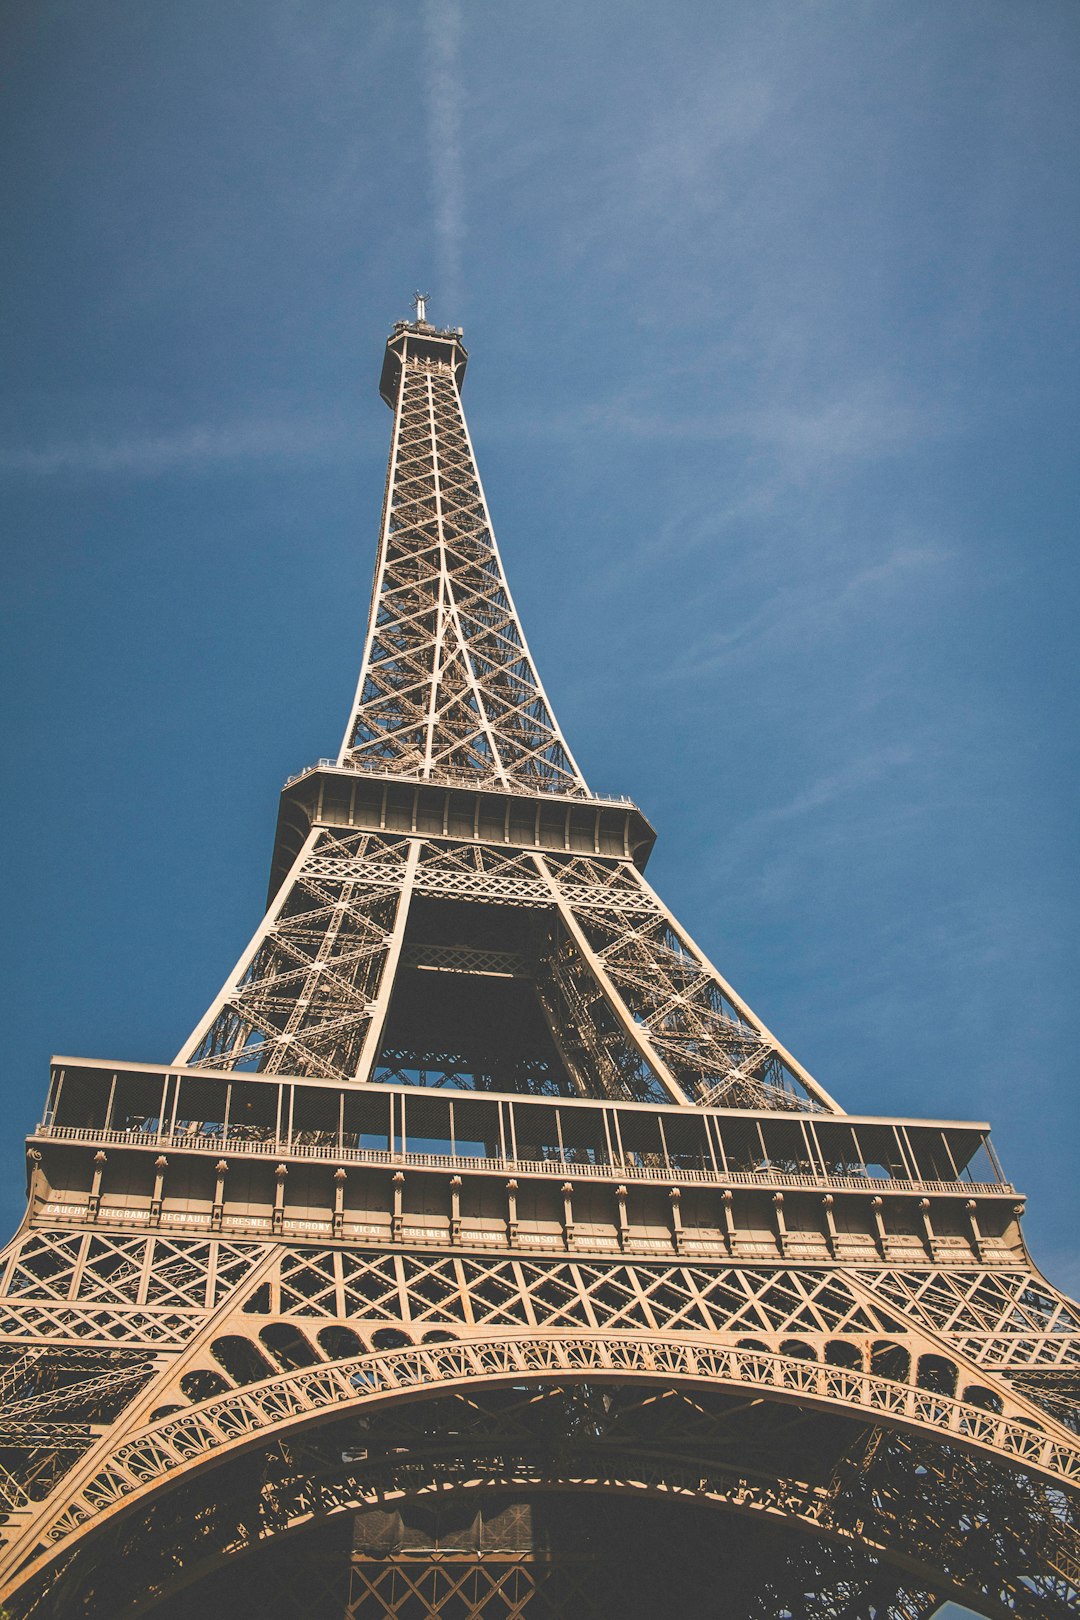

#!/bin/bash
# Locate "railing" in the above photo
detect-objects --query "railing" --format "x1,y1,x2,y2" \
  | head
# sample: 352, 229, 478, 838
283, 757, 340, 787
31, 1124, 1013, 1196
282, 759, 637, 809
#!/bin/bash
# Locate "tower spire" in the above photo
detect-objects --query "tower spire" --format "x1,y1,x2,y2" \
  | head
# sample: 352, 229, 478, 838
339, 315, 588, 796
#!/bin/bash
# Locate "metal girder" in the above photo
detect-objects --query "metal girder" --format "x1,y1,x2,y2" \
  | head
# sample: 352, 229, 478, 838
167, 828, 839, 1109
337, 355, 586, 796
4, 315, 1079, 1617
3, 1381, 1075, 1618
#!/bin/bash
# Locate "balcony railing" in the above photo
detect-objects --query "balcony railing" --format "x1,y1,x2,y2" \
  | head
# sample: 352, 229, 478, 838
31, 1123, 1013, 1196
282, 758, 637, 809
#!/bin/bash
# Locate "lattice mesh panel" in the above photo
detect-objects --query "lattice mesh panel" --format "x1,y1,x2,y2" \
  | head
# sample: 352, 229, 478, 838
342, 362, 586, 796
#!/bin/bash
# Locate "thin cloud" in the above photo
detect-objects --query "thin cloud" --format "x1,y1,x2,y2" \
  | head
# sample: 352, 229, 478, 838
756, 744, 919, 826
0, 416, 356, 478
492, 380, 960, 471
699, 739, 938, 910
663, 541, 952, 683
423, 0, 465, 315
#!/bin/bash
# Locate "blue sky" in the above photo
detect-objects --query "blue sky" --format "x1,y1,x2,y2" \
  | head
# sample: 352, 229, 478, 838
2, 8, 1078, 1607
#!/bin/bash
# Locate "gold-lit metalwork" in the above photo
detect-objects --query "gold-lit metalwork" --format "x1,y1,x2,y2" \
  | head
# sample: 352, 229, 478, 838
1, 313, 1076, 1618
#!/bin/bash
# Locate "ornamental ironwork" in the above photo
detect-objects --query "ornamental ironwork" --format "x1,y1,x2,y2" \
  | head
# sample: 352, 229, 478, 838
1, 312, 1076, 1619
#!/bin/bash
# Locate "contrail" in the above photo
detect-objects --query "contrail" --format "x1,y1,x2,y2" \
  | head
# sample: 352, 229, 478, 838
422, 0, 464, 317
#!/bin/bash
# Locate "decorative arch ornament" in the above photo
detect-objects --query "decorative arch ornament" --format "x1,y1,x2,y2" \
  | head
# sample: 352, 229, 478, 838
4, 1333, 1079, 1618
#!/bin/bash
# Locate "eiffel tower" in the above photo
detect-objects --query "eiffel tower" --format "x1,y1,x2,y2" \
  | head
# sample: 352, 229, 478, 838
1, 306, 1078, 1620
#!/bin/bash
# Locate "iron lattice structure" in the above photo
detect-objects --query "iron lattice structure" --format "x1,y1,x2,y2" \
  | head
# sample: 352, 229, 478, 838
2, 314, 1078, 1620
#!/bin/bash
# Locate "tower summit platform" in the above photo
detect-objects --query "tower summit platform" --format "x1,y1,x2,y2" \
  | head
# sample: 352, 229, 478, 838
379, 301, 468, 406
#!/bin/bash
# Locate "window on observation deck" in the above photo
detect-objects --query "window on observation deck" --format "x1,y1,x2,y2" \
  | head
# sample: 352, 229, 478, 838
107, 1072, 168, 1136
661, 1110, 711, 1173
616, 1109, 667, 1170
227, 1080, 278, 1143
341, 1089, 391, 1154
758, 1118, 814, 1176
290, 1085, 340, 1150
172, 1074, 229, 1140
51, 1068, 109, 1131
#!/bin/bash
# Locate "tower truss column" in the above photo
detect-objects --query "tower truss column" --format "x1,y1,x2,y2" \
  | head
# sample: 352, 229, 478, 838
1, 310, 1077, 1620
